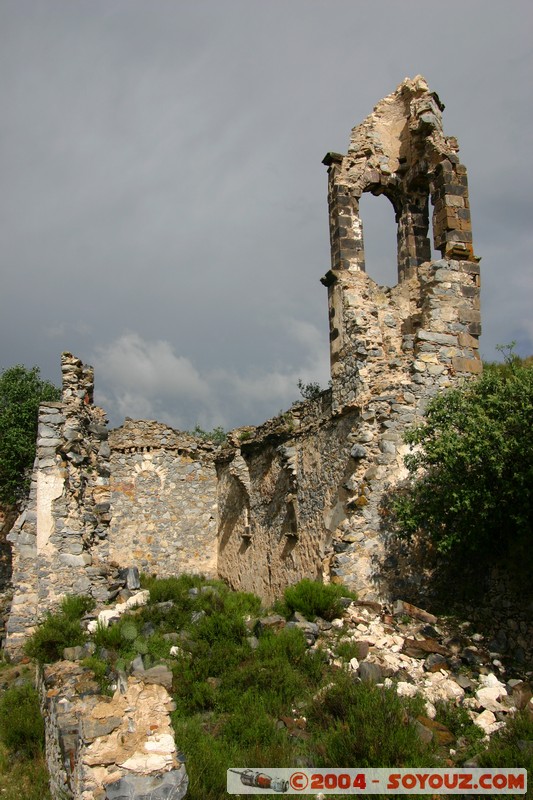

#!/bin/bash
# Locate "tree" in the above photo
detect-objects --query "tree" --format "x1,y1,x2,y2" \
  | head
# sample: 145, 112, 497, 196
0, 365, 60, 504
392, 351, 532, 564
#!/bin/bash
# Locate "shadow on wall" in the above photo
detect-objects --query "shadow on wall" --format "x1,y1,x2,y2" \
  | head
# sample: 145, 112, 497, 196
377, 486, 533, 615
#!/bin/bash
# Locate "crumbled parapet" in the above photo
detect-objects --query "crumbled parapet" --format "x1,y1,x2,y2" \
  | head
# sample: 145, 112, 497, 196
39, 661, 187, 800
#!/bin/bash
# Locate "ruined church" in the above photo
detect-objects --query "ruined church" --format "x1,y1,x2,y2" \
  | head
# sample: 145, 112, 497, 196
6, 76, 481, 658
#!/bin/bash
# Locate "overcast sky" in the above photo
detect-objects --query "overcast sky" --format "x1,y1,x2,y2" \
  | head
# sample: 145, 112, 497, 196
1, 1, 532, 431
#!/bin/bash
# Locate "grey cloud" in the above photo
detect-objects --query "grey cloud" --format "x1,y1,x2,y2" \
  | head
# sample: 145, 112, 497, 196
1, 0, 532, 430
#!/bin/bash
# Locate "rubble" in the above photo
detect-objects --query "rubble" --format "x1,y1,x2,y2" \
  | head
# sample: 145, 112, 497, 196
305, 596, 531, 751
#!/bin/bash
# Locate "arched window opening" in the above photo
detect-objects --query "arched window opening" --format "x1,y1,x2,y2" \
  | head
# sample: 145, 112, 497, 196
358, 192, 399, 287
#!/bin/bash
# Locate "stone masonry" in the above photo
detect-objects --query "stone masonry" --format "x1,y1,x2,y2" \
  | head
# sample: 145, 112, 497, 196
5, 76, 482, 653
109, 420, 218, 579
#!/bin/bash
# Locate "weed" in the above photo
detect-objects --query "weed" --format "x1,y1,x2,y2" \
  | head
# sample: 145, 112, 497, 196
0, 744, 52, 800
24, 593, 95, 664
281, 578, 356, 621
93, 620, 123, 653
434, 700, 485, 762
297, 379, 323, 400
335, 639, 362, 661
80, 656, 110, 694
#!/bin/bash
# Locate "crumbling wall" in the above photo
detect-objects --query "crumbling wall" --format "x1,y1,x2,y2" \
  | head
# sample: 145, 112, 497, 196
40, 661, 187, 800
6, 354, 112, 658
109, 420, 218, 579
217, 395, 337, 603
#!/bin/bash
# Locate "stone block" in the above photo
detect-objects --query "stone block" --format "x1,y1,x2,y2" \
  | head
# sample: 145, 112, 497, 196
458, 332, 479, 348
452, 356, 482, 374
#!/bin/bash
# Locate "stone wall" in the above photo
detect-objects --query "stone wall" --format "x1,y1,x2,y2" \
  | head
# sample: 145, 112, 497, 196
40, 661, 187, 800
6, 354, 112, 657
109, 420, 218, 579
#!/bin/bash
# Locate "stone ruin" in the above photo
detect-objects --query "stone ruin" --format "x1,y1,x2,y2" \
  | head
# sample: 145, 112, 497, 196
0, 75, 494, 799
5, 75, 482, 658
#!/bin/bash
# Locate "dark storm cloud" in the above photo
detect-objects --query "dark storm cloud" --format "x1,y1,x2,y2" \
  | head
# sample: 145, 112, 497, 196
1, 0, 531, 429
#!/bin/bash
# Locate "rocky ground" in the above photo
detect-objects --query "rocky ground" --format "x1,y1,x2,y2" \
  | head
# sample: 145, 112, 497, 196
254, 596, 532, 757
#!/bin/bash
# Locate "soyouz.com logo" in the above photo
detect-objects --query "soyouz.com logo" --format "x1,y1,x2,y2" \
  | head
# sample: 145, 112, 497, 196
227, 768, 527, 794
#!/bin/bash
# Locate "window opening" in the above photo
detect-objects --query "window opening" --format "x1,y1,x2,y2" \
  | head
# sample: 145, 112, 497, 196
358, 193, 399, 287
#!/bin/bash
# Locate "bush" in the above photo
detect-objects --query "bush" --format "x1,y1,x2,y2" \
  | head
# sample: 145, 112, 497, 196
191, 425, 227, 445
25, 611, 86, 664
24, 593, 94, 664
280, 578, 356, 621
297, 379, 323, 400
60, 594, 94, 620
308, 673, 434, 768
478, 709, 533, 773
0, 683, 45, 757
392, 351, 533, 563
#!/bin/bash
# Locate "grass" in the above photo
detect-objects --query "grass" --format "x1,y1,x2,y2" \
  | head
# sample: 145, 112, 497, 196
0, 744, 52, 800
309, 671, 435, 768
16, 576, 533, 800
0, 669, 51, 800
0, 683, 44, 756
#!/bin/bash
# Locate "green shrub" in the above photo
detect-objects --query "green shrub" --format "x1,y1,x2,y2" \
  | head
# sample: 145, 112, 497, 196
434, 700, 485, 762
193, 610, 246, 646
0, 364, 60, 504
308, 673, 435, 768
133, 637, 149, 655
93, 620, 123, 653
392, 351, 533, 565
120, 621, 138, 641
191, 425, 227, 445
25, 611, 86, 664
297, 378, 323, 400
80, 656, 110, 694
60, 594, 94, 620
24, 594, 95, 664
478, 709, 533, 773
281, 578, 355, 621
335, 639, 363, 661
142, 574, 203, 604
0, 683, 45, 757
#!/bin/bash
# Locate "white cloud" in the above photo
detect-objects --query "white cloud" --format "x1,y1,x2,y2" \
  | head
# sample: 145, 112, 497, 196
92, 321, 330, 431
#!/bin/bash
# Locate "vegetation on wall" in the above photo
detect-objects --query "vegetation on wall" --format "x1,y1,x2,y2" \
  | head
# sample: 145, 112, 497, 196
392, 349, 532, 569
0, 365, 60, 505
190, 424, 227, 445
